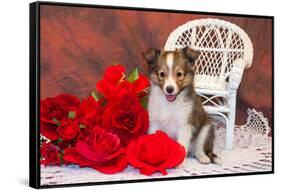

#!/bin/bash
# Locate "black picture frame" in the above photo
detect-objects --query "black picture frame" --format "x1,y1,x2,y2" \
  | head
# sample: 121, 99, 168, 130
29, 1, 274, 189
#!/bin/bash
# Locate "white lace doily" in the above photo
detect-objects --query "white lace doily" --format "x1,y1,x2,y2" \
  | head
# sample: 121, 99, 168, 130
41, 108, 272, 186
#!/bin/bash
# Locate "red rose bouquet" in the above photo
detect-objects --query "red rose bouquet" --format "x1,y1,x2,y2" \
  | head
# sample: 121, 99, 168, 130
40, 64, 186, 175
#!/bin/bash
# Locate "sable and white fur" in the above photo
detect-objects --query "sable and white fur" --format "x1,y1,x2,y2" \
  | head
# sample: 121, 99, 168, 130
143, 47, 221, 165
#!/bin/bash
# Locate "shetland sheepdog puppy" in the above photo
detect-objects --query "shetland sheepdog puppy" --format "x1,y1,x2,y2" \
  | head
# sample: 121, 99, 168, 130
143, 47, 221, 165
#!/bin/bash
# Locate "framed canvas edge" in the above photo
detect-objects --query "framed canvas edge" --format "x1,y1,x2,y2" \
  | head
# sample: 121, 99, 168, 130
29, 1, 275, 189
38, 171, 274, 189
30, 2, 41, 189
37, 0, 274, 19
271, 17, 275, 175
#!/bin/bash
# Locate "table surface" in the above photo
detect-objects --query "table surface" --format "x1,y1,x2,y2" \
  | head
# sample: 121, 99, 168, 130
41, 124, 272, 186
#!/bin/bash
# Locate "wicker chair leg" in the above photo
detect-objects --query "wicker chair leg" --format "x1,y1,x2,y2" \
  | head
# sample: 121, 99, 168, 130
225, 90, 237, 150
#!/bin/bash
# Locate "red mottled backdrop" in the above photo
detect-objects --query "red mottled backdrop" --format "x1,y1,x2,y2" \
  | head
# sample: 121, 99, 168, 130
40, 5, 273, 126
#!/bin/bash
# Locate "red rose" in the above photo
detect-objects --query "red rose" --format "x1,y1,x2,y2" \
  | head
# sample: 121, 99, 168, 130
126, 130, 186, 176
103, 64, 125, 85
103, 91, 149, 146
64, 127, 127, 174
57, 119, 80, 141
56, 94, 80, 111
40, 97, 67, 124
41, 94, 80, 124
96, 64, 125, 99
41, 142, 61, 166
97, 75, 149, 100
40, 94, 81, 141
96, 80, 117, 100
76, 96, 103, 130
40, 97, 67, 141
40, 121, 60, 141
96, 64, 149, 100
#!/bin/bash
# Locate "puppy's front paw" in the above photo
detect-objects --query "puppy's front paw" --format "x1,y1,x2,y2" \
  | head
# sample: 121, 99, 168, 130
197, 155, 211, 164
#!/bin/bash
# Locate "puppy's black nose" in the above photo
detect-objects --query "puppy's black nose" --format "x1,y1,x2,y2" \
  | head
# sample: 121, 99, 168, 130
166, 86, 174, 94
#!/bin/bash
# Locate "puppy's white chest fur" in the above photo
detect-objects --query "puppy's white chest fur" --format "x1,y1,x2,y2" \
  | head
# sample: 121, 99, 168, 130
148, 83, 193, 139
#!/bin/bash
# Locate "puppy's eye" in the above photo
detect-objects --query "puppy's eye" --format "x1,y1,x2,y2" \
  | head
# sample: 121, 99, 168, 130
177, 72, 184, 78
158, 71, 165, 78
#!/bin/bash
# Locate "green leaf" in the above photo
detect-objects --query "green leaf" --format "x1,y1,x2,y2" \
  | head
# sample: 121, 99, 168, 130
100, 99, 108, 107
140, 96, 148, 109
79, 124, 86, 129
68, 111, 76, 119
127, 68, 139, 83
57, 137, 63, 143
91, 91, 100, 101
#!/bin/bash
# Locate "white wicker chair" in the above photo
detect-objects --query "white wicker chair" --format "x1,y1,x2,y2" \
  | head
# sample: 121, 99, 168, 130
164, 18, 253, 150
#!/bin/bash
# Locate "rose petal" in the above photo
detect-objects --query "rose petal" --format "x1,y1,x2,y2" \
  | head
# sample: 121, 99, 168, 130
56, 94, 80, 109
40, 122, 59, 141
91, 153, 128, 174
103, 64, 125, 85
132, 74, 150, 98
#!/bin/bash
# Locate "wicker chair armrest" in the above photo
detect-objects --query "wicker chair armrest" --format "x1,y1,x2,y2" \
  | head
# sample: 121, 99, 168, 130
228, 58, 246, 90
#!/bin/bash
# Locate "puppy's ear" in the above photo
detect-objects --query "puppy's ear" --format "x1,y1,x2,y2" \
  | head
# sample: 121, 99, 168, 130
181, 47, 200, 64
142, 48, 160, 66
